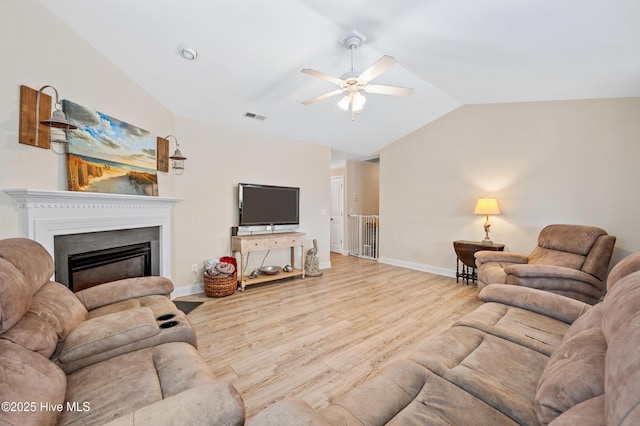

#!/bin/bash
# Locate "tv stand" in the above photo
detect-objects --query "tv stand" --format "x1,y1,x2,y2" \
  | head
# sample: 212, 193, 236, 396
231, 232, 305, 291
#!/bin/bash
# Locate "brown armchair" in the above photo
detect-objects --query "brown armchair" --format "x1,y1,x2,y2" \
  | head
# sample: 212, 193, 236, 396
0, 237, 196, 372
475, 224, 616, 304
0, 237, 245, 425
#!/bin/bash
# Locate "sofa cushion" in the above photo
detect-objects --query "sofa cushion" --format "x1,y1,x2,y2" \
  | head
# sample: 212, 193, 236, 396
0, 339, 67, 426
0, 258, 32, 332
528, 247, 586, 270
318, 359, 518, 426
410, 326, 548, 425
548, 396, 605, 426
478, 261, 510, 286
562, 303, 602, 341
601, 271, 640, 425
0, 311, 58, 357
456, 302, 569, 356
60, 342, 217, 425
104, 382, 245, 426
29, 281, 88, 339
0, 237, 54, 294
87, 294, 174, 319
534, 326, 606, 425
59, 307, 159, 365
534, 225, 605, 257
606, 252, 640, 291
74, 276, 174, 311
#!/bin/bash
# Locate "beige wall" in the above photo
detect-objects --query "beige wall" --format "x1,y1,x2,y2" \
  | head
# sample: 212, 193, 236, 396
380, 98, 640, 275
172, 116, 331, 293
347, 161, 379, 216
0, 0, 175, 235
0, 0, 331, 295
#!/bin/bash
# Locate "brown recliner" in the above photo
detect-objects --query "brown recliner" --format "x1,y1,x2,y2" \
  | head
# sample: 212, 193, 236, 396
0, 237, 245, 425
0, 237, 197, 372
475, 224, 616, 304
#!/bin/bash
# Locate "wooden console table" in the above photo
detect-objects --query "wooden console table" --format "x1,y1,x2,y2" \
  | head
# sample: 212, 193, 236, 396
453, 240, 504, 284
231, 232, 305, 291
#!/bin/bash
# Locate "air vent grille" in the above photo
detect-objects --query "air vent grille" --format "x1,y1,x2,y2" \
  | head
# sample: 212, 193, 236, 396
244, 112, 267, 121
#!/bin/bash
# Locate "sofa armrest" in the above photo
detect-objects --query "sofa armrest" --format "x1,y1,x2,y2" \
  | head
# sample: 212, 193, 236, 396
479, 284, 590, 324
504, 264, 601, 284
58, 307, 158, 366
74, 276, 174, 310
474, 251, 528, 267
103, 382, 245, 426
248, 397, 330, 426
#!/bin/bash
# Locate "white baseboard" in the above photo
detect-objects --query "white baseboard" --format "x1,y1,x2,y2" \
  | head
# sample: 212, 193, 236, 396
171, 283, 204, 299
378, 257, 456, 278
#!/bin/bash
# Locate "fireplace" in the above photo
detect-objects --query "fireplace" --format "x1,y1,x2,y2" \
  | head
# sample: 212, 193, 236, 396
68, 243, 151, 292
54, 227, 160, 292
5, 189, 181, 288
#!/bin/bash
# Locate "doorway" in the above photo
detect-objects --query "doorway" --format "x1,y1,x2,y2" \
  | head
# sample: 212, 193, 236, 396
330, 176, 344, 253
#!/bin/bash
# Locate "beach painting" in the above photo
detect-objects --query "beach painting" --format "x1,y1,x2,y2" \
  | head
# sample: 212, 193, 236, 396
62, 100, 158, 196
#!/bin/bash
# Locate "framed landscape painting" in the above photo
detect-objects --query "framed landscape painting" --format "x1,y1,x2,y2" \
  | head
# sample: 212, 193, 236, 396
62, 100, 158, 196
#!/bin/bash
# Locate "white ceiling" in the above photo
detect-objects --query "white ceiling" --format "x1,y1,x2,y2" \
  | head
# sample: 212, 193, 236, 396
38, 0, 640, 161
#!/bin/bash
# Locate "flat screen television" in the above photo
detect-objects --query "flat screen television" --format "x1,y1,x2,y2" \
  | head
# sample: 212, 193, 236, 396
238, 183, 300, 227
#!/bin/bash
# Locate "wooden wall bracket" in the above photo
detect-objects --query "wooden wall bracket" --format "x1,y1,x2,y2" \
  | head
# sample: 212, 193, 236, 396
19, 85, 52, 149
156, 136, 169, 172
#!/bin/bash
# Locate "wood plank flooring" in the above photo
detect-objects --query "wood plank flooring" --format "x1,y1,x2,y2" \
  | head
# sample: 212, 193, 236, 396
176, 253, 482, 420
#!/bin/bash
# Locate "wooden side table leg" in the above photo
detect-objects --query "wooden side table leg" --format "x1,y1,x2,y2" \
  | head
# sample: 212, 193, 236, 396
300, 244, 305, 278
240, 252, 247, 291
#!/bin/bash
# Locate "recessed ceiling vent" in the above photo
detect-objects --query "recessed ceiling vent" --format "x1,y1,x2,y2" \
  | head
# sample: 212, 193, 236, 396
244, 112, 267, 121
362, 156, 380, 163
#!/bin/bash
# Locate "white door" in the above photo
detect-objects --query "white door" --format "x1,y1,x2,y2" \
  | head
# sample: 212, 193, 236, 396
330, 176, 344, 253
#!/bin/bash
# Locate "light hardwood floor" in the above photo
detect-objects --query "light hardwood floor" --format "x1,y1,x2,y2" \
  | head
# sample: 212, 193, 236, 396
177, 253, 483, 419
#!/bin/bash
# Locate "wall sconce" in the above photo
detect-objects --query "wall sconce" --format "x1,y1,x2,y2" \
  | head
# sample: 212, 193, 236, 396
158, 135, 187, 175
474, 197, 501, 244
18, 85, 77, 155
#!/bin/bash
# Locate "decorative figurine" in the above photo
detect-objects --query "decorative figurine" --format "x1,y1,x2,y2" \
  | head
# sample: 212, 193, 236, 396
305, 239, 323, 277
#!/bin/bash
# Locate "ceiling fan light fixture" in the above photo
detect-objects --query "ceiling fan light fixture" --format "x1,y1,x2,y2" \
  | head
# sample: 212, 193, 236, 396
301, 29, 412, 120
337, 95, 351, 111
352, 91, 366, 111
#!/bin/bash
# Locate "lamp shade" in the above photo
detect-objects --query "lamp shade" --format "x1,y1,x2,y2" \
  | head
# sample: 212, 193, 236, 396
474, 197, 501, 215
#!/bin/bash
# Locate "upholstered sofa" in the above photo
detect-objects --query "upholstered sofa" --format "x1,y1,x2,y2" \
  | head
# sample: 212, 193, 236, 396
475, 224, 616, 304
251, 252, 640, 425
0, 237, 245, 425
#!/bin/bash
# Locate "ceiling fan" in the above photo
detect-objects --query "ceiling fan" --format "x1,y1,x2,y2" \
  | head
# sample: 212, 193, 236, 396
301, 30, 413, 120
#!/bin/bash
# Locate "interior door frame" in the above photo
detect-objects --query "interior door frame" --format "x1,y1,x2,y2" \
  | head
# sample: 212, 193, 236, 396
330, 175, 344, 254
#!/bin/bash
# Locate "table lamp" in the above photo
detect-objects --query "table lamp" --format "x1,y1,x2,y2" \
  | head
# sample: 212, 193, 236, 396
474, 197, 501, 244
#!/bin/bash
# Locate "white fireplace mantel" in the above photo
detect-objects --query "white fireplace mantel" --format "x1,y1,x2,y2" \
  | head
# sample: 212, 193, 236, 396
5, 189, 181, 279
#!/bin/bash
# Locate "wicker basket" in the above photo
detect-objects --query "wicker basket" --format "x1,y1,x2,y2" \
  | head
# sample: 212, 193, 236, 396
203, 272, 237, 298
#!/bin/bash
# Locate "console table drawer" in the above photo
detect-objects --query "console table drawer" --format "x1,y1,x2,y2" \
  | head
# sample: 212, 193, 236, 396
284, 235, 303, 246
266, 237, 285, 249
243, 239, 267, 251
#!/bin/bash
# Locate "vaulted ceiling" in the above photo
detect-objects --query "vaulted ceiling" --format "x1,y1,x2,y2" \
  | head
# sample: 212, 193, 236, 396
39, 0, 640, 161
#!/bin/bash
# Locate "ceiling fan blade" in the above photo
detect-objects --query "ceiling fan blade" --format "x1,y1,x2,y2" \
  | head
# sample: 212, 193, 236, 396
302, 88, 345, 105
301, 69, 344, 85
364, 84, 413, 97
358, 55, 397, 82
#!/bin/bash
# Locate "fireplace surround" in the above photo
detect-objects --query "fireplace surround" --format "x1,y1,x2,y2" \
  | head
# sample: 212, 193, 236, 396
5, 189, 181, 283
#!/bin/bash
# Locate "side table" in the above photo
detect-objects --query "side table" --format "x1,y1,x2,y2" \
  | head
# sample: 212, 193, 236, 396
453, 240, 505, 284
